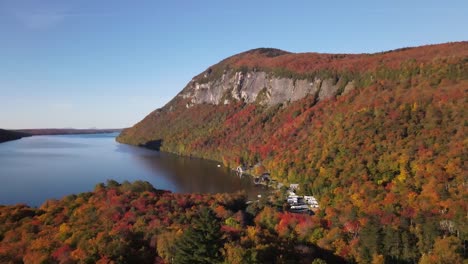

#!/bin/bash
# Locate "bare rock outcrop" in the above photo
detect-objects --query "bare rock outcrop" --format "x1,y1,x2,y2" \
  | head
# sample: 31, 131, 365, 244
179, 70, 354, 108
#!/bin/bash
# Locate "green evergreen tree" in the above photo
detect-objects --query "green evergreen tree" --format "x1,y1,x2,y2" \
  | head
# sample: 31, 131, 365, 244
359, 217, 382, 263
400, 229, 419, 262
382, 226, 401, 262
173, 207, 223, 264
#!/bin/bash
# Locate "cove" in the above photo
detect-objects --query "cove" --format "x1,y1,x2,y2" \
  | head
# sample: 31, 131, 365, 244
0, 133, 261, 206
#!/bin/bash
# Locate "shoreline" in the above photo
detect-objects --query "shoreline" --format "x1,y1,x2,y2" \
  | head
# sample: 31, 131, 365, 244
0, 129, 31, 144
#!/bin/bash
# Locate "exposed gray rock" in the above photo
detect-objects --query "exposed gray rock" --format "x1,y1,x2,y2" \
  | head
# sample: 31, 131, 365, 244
318, 79, 339, 101
342, 81, 356, 95
268, 78, 294, 105
179, 70, 355, 108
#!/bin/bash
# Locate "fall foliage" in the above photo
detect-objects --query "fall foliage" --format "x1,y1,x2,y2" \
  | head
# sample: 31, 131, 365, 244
0, 181, 339, 263
117, 42, 467, 263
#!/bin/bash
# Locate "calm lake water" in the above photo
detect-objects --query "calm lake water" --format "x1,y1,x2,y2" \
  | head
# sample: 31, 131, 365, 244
0, 133, 261, 206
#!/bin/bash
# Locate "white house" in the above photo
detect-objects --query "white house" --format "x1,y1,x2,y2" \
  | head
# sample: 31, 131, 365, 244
304, 196, 319, 208
287, 195, 301, 204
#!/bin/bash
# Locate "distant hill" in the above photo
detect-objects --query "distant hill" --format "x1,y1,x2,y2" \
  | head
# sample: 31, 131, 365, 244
17, 128, 123, 136
0, 128, 122, 143
118, 42, 467, 262
0, 129, 31, 143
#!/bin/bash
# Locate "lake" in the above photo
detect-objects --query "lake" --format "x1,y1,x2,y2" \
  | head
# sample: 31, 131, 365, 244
0, 133, 262, 206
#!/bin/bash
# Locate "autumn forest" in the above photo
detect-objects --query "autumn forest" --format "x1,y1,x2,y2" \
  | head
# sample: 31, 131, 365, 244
117, 42, 467, 263
1, 42, 467, 263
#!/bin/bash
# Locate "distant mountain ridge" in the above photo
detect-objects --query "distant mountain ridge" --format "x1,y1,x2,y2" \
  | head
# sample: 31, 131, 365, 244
17, 128, 123, 136
0, 128, 123, 144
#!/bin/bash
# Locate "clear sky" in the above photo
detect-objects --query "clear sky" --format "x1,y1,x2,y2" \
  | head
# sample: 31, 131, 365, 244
1, 0, 467, 129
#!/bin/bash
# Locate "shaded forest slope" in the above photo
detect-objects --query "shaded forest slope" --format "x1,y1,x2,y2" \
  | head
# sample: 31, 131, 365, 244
0, 129, 30, 143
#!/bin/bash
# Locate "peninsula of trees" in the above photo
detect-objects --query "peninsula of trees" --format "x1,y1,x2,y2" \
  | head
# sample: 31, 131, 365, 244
0, 129, 31, 143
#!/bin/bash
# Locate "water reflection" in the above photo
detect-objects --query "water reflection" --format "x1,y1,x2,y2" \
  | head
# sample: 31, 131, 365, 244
116, 143, 264, 198
138, 153, 251, 192
0, 133, 265, 206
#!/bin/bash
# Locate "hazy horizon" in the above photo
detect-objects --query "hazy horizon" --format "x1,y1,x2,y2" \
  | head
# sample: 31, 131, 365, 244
3, 125, 126, 130
1, 0, 467, 129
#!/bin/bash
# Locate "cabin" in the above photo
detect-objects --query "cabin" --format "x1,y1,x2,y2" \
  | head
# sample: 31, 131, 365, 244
287, 192, 320, 210
287, 194, 306, 205
287, 195, 300, 204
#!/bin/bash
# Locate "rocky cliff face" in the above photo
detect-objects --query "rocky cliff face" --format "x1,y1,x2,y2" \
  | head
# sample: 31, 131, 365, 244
179, 70, 355, 108
161, 42, 467, 112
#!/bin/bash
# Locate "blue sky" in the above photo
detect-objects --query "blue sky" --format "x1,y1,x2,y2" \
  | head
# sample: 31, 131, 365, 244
1, 0, 467, 129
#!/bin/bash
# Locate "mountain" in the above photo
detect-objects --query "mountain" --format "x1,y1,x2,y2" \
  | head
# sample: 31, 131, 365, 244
0, 129, 31, 143
118, 42, 466, 169
118, 42, 467, 262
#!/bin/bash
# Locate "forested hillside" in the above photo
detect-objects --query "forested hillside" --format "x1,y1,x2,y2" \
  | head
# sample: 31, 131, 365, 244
117, 42, 467, 263
0, 181, 341, 263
